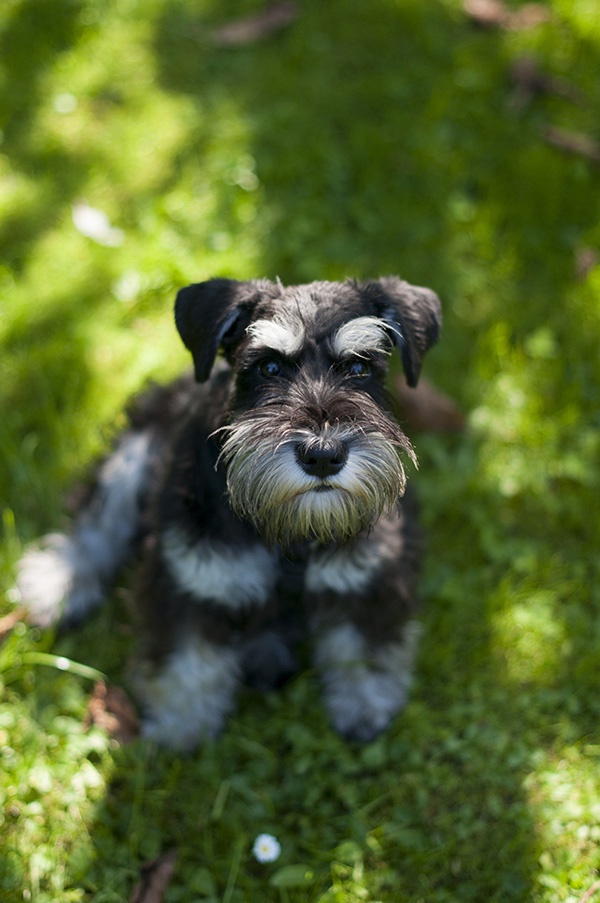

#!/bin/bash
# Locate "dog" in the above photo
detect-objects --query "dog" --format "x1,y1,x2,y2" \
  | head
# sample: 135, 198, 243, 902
16, 276, 441, 750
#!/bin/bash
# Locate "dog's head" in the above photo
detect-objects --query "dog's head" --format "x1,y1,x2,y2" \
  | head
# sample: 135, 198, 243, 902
175, 277, 441, 545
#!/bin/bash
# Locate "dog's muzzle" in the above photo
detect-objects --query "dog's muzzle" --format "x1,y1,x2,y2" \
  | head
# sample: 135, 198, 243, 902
219, 417, 412, 546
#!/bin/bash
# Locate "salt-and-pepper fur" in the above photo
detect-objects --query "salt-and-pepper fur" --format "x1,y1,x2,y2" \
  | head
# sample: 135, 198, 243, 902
16, 277, 441, 750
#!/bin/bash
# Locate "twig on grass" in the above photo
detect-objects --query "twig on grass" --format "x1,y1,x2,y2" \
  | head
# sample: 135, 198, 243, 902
542, 127, 600, 165
581, 879, 600, 903
0, 607, 26, 644
85, 679, 140, 744
509, 56, 584, 111
211, 2, 298, 46
464, 0, 549, 30
129, 849, 178, 903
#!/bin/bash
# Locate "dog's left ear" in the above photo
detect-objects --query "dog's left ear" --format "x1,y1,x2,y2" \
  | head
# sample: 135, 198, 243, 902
362, 276, 442, 387
175, 278, 277, 381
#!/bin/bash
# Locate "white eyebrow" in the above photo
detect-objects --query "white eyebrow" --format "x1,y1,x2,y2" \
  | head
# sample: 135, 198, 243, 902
246, 316, 306, 356
328, 317, 395, 359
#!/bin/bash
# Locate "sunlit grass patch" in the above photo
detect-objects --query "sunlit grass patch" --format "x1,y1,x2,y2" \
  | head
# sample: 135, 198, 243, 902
525, 745, 600, 901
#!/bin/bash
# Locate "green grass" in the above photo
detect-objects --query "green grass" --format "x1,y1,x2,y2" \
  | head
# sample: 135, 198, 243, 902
2, 0, 600, 899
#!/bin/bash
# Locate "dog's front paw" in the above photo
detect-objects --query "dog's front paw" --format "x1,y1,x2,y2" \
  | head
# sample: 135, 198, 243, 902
132, 638, 241, 751
140, 709, 217, 753
316, 621, 421, 742
323, 668, 410, 743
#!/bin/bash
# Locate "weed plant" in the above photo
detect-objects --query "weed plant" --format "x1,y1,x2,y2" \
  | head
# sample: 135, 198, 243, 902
1, 0, 600, 900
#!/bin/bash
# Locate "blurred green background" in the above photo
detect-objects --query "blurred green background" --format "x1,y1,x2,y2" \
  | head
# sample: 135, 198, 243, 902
1, 1, 600, 900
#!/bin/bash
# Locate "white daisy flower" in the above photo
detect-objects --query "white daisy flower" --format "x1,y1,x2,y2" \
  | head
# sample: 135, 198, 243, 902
252, 833, 281, 863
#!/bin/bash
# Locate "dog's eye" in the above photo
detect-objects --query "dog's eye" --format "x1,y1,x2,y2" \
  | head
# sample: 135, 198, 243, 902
345, 359, 371, 378
259, 359, 283, 378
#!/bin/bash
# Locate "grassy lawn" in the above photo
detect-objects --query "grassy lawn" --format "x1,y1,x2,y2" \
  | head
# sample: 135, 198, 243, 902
2, 0, 600, 900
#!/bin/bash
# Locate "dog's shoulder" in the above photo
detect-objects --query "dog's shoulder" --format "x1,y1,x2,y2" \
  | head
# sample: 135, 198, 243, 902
126, 365, 231, 436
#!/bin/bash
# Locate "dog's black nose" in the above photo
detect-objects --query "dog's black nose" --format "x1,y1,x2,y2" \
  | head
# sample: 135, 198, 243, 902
296, 439, 348, 479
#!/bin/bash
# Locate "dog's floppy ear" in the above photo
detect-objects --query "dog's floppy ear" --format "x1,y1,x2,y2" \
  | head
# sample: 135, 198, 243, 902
175, 278, 273, 382
362, 276, 442, 387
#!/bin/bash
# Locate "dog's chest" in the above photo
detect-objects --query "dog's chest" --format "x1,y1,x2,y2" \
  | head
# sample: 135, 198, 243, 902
276, 548, 309, 599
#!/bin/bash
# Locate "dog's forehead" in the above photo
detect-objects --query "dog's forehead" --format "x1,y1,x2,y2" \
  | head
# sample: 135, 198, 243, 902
252, 281, 370, 340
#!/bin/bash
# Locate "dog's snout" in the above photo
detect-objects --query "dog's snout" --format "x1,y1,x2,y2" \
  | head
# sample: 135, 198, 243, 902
296, 438, 348, 479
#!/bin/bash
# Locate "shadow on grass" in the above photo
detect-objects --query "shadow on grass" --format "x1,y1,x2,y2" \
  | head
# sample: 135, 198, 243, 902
74, 613, 543, 901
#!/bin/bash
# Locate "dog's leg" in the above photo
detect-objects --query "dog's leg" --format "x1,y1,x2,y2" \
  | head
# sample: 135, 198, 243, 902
240, 628, 299, 691
132, 528, 280, 749
16, 429, 156, 627
307, 512, 421, 741
312, 618, 421, 742
133, 633, 242, 751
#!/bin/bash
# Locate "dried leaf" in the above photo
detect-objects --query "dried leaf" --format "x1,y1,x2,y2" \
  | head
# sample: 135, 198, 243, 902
575, 247, 599, 281
543, 126, 600, 165
0, 608, 26, 644
464, 0, 508, 27
129, 850, 178, 903
85, 679, 139, 744
394, 378, 465, 433
506, 3, 550, 30
212, 2, 298, 47
581, 879, 600, 903
464, 0, 549, 30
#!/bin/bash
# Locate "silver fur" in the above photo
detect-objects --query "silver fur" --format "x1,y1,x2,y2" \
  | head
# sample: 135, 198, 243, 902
134, 636, 241, 750
220, 423, 410, 546
327, 316, 394, 360
162, 527, 278, 609
306, 513, 405, 594
313, 620, 422, 741
246, 315, 306, 356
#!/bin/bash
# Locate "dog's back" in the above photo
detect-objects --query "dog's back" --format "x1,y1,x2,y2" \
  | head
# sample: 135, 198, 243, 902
16, 374, 203, 627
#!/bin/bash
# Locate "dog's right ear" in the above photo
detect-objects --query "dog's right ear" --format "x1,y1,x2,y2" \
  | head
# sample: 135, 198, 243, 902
175, 278, 274, 382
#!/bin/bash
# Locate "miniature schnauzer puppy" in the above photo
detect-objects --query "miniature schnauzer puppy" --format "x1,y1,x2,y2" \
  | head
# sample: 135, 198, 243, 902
17, 276, 441, 750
